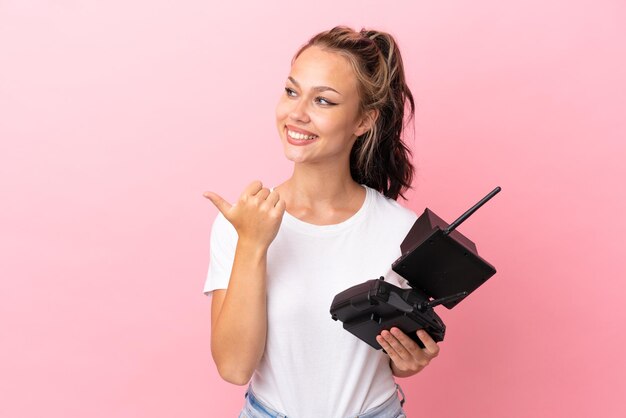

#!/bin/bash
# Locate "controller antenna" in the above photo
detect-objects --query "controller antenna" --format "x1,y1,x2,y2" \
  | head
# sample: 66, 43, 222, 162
444, 186, 501, 235
418, 292, 468, 312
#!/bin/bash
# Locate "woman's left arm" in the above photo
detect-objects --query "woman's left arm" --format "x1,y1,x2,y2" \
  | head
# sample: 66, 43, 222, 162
376, 328, 440, 378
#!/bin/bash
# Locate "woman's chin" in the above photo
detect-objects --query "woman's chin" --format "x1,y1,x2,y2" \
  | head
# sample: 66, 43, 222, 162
283, 152, 309, 164
282, 145, 312, 164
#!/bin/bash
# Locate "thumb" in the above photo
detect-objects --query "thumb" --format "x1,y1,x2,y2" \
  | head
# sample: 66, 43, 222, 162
203, 191, 232, 215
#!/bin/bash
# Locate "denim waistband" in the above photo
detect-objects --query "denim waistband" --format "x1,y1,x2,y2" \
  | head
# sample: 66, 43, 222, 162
240, 386, 287, 418
239, 385, 405, 418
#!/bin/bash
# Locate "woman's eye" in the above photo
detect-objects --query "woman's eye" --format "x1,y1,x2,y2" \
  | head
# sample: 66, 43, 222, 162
315, 97, 336, 106
285, 87, 297, 97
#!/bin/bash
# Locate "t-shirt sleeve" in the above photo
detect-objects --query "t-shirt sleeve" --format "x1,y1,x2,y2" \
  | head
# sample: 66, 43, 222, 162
203, 212, 238, 295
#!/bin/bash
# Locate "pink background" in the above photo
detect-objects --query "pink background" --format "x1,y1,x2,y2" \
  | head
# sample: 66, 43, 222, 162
1, 1, 625, 417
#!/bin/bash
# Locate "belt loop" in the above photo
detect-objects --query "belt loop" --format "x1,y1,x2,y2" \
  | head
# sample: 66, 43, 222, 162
396, 383, 406, 407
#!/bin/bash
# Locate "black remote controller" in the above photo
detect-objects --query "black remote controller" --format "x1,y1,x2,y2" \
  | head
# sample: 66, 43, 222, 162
331, 277, 468, 349
330, 187, 500, 350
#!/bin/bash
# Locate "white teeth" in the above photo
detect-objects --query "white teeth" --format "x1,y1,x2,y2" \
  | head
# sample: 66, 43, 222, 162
287, 129, 317, 140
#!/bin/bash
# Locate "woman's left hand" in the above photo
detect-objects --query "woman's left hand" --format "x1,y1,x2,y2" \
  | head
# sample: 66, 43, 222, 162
376, 327, 440, 378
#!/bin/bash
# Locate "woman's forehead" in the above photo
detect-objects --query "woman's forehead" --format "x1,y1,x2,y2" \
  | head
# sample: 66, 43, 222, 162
289, 46, 358, 94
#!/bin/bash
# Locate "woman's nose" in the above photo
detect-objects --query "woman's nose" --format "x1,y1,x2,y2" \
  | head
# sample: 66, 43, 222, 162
289, 98, 311, 123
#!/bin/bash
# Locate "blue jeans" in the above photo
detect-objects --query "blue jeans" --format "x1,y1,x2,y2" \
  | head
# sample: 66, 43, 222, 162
238, 385, 406, 418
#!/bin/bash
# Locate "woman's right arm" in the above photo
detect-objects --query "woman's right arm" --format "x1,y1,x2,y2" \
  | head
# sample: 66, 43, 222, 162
204, 181, 285, 385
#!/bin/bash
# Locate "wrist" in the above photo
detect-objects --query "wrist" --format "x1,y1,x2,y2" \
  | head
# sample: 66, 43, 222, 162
236, 238, 269, 258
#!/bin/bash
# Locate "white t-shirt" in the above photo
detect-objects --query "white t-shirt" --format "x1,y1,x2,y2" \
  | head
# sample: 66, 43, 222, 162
204, 185, 417, 417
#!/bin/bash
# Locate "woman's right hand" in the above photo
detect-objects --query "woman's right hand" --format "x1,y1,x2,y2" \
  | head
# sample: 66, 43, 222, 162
203, 180, 286, 249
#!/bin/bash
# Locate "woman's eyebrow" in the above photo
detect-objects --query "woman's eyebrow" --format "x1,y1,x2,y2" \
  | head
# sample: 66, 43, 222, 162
288, 76, 342, 95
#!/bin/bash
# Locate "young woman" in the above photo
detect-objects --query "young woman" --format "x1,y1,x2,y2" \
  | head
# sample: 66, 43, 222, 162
203, 26, 440, 418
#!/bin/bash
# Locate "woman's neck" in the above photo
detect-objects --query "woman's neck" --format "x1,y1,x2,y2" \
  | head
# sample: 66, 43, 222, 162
275, 163, 366, 225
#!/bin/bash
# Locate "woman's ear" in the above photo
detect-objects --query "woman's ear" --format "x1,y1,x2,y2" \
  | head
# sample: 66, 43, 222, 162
354, 109, 379, 137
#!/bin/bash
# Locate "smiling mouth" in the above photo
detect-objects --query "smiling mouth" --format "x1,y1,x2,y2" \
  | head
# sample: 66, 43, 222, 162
286, 127, 318, 141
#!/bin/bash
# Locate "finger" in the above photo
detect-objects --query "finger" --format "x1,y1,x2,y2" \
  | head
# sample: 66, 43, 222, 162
380, 329, 411, 361
416, 329, 440, 357
255, 187, 271, 201
266, 190, 280, 207
242, 180, 263, 198
390, 327, 421, 354
273, 198, 286, 215
376, 335, 399, 359
203, 191, 232, 215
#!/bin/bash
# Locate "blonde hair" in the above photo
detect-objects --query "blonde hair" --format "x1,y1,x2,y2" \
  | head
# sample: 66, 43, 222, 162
294, 26, 415, 200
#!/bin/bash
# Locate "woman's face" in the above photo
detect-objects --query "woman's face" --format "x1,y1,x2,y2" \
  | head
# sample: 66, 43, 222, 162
275, 46, 372, 166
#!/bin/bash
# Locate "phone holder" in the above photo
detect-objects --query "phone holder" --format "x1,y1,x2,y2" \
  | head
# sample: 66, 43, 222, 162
329, 187, 501, 349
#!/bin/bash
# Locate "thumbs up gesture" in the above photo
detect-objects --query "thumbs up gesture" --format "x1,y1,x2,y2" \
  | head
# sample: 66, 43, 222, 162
203, 180, 286, 249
